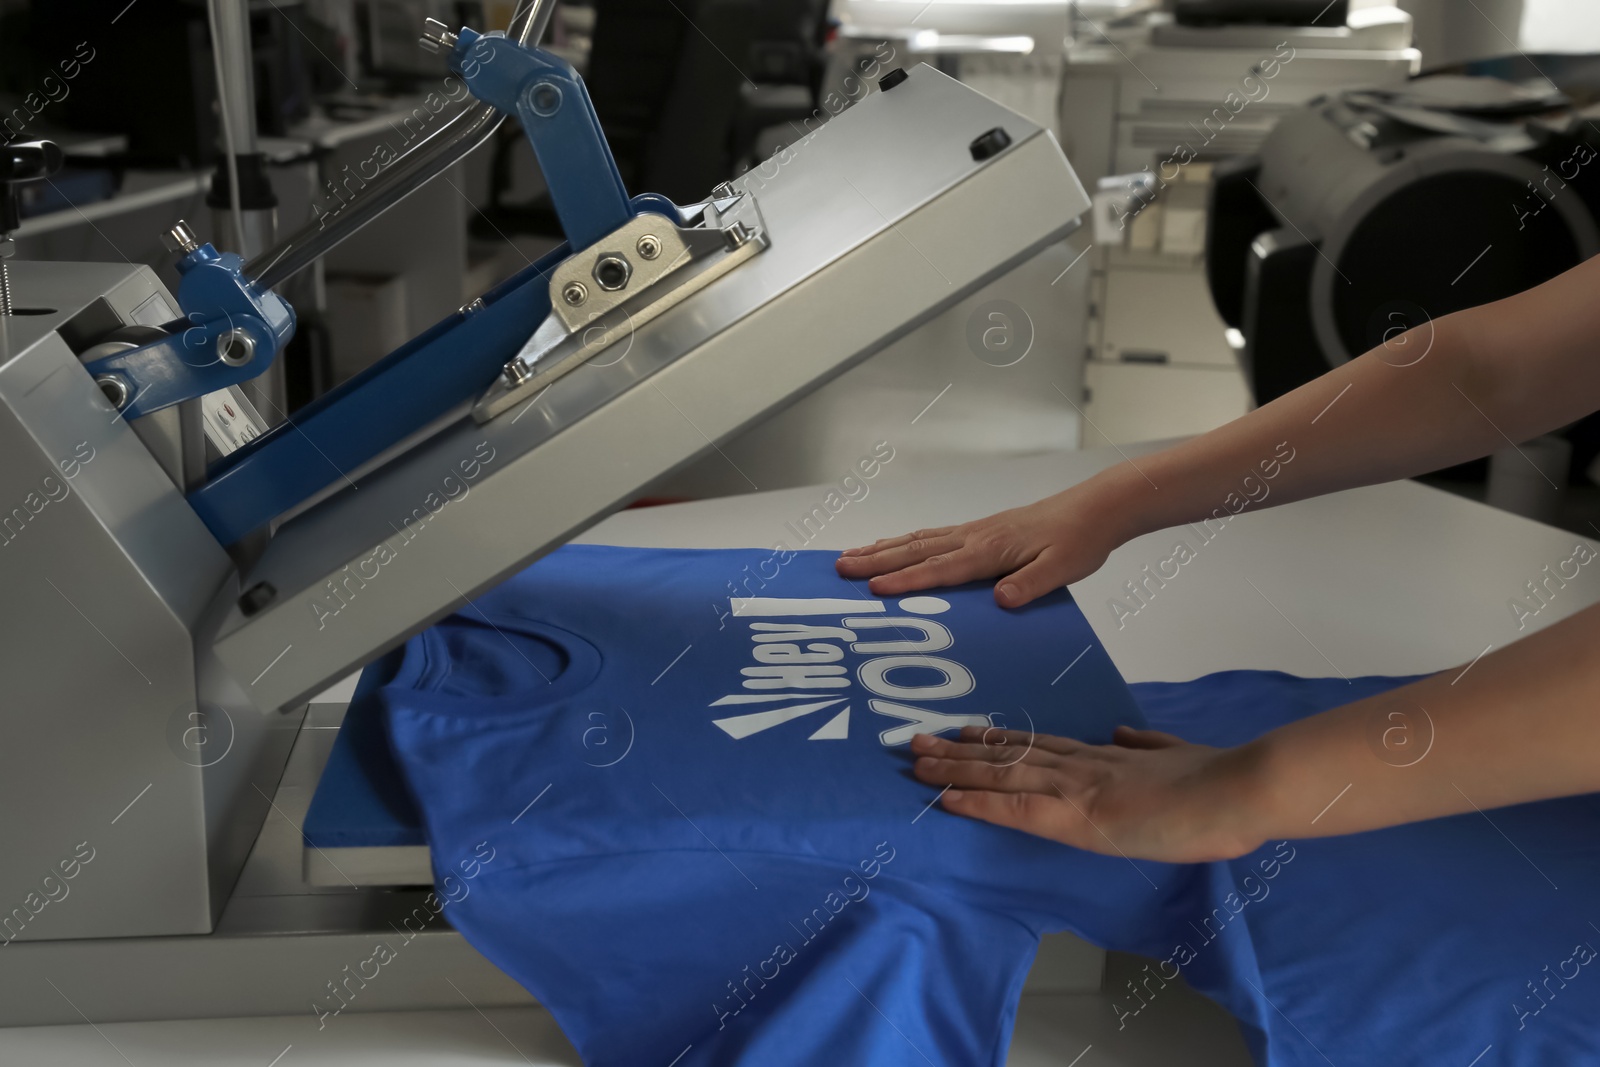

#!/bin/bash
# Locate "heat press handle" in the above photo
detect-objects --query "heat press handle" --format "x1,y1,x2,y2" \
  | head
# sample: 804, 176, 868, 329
0, 139, 63, 233
0, 139, 63, 316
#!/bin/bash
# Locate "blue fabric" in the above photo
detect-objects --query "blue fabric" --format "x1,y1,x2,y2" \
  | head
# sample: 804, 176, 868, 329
374, 544, 1184, 1066
1131, 670, 1600, 1067
303, 646, 422, 848
371, 545, 1600, 1066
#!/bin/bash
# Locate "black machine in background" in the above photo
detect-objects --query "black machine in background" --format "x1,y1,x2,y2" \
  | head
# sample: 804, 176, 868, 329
21, 0, 332, 168
588, 0, 827, 203
1206, 65, 1600, 483
1173, 0, 1348, 28
478, 0, 828, 238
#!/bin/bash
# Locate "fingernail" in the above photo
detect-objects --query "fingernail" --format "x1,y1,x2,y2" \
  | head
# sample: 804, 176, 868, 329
944, 789, 963, 801
998, 583, 1018, 604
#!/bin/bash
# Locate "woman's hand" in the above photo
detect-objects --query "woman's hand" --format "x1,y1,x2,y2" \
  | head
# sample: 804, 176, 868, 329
835, 482, 1130, 609
910, 726, 1269, 864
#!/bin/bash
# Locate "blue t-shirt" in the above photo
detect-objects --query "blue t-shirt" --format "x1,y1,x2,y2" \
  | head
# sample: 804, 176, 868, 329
375, 543, 1186, 1066
1133, 670, 1600, 1067
371, 545, 1600, 1067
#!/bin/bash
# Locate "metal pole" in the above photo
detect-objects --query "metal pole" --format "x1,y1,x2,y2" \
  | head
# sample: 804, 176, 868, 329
207, 0, 283, 418
211, 0, 259, 155
207, 0, 276, 259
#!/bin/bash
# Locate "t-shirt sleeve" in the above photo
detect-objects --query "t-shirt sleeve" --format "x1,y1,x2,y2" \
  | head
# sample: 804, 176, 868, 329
439, 851, 1042, 1067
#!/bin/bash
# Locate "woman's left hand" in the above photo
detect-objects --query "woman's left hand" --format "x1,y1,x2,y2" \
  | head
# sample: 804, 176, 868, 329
910, 726, 1271, 864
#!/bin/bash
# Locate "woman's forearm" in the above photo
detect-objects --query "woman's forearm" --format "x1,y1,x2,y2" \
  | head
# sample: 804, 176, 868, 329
839, 255, 1600, 607
1241, 600, 1600, 842
1080, 254, 1600, 547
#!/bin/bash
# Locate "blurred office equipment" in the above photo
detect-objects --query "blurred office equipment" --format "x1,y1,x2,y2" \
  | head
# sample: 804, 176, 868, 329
1209, 74, 1599, 399
479, 0, 830, 237
650, 0, 1089, 498
825, 0, 1072, 130
25, 0, 327, 168
1060, 4, 1418, 444
1396, 0, 1525, 68
1207, 71, 1600, 513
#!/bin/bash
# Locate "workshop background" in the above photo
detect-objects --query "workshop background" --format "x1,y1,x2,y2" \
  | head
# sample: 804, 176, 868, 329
5, 0, 1599, 534
3, 0, 1599, 530
2, 1, 1600, 1064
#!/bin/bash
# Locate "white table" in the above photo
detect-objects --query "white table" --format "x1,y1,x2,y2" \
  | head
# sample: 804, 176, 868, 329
582, 444, 1600, 682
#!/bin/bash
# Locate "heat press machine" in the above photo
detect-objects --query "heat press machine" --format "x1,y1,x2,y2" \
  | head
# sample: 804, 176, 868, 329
0, 0, 1090, 1025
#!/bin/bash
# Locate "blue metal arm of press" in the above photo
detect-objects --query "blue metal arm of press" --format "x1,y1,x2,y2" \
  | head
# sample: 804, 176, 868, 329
82, 243, 295, 418
188, 244, 560, 544
448, 27, 632, 251
186, 27, 678, 545
190, 177, 677, 545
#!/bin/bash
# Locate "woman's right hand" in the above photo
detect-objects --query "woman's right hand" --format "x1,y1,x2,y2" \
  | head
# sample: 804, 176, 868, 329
834, 482, 1130, 609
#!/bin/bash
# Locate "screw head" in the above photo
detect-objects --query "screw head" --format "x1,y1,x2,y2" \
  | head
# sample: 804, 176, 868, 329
562, 281, 588, 306
216, 328, 255, 367
419, 17, 458, 53
636, 234, 661, 260
592, 254, 632, 292
95, 375, 129, 409
162, 220, 201, 256
238, 581, 276, 617
528, 81, 563, 117
723, 222, 752, 250
968, 126, 1012, 162
501, 359, 533, 387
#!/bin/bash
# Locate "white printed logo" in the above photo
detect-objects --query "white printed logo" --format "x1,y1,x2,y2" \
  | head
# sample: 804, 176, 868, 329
707, 595, 990, 745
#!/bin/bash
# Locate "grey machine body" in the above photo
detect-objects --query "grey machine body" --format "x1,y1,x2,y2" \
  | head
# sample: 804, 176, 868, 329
0, 66, 1091, 1024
